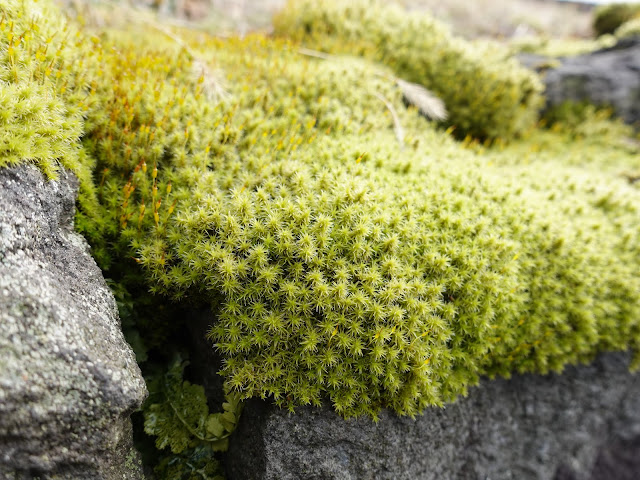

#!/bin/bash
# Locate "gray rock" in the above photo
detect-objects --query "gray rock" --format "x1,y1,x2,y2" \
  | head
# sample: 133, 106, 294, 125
225, 352, 640, 480
0, 165, 147, 479
516, 53, 561, 72
542, 37, 640, 125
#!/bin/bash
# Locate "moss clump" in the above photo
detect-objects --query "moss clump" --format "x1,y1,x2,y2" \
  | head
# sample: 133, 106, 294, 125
593, 2, 640, 36
615, 16, 640, 39
81, 27, 640, 418
0, 0, 80, 178
0, 0, 105, 245
82, 33, 520, 416
3, 0, 640, 423
465, 110, 640, 376
0, 80, 80, 179
508, 35, 616, 58
272, 0, 544, 141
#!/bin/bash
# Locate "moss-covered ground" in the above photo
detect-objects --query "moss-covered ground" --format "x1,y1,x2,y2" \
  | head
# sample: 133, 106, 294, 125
2, 0, 640, 476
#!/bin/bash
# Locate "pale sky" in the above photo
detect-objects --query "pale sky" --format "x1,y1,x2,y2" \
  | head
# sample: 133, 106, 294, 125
560, 0, 640, 4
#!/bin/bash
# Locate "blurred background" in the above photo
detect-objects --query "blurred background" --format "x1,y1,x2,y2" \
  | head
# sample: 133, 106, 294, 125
56, 0, 615, 39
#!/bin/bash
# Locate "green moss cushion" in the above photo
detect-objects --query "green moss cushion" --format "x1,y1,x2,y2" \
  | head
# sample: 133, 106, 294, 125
273, 0, 544, 141
593, 2, 640, 36
3, 0, 639, 419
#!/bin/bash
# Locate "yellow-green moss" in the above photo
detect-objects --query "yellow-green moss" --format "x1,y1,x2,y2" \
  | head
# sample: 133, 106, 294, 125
3, 0, 640, 420
593, 2, 640, 36
0, 0, 105, 254
0, 1, 80, 176
508, 35, 616, 58
615, 16, 640, 39
272, 0, 544, 141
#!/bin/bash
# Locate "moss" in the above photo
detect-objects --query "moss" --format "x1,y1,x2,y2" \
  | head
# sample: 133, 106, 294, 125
615, 16, 640, 39
508, 35, 616, 58
593, 3, 640, 37
0, 0, 105, 257
0, 0, 80, 177
272, 0, 544, 142
2, 0, 640, 422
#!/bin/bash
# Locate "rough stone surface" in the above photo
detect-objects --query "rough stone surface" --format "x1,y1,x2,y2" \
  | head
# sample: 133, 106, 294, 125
541, 37, 640, 126
225, 352, 640, 480
0, 165, 147, 479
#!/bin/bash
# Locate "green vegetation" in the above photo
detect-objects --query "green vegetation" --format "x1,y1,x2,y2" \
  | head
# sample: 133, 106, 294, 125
2, 0, 640, 474
0, 0, 103, 234
593, 2, 640, 36
273, 0, 543, 141
0, 0, 81, 177
508, 35, 616, 58
145, 358, 241, 454
143, 357, 241, 479
616, 16, 640, 39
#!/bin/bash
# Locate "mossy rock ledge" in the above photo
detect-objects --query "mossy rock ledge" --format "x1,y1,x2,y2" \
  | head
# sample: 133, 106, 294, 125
1, 0, 640, 477
223, 351, 640, 480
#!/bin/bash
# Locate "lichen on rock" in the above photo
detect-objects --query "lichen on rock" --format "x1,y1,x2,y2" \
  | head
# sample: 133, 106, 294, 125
0, 165, 147, 479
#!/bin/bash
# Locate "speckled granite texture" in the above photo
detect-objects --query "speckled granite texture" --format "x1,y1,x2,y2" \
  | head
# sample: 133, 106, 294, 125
226, 352, 640, 480
0, 165, 146, 479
